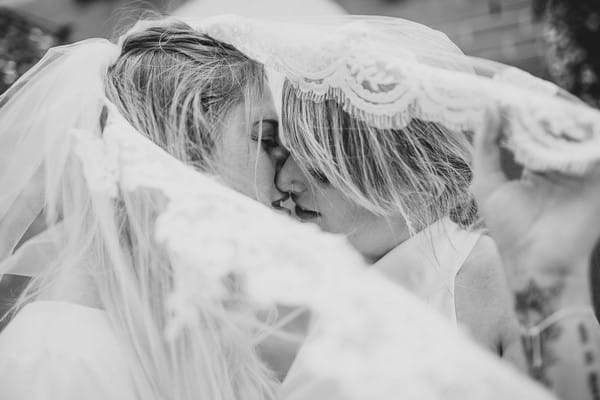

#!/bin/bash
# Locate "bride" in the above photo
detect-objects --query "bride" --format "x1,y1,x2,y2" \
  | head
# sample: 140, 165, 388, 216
0, 19, 287, 400
0, 13, 586, 400
276, 43, 521, 360
211, 15, 523, 365
198, 14, 600, 399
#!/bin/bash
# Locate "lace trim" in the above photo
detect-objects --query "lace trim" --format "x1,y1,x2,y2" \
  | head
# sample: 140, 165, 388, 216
200, 15, 600, 175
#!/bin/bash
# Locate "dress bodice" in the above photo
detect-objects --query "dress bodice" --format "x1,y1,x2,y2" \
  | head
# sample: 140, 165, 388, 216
373, 218, 482, 324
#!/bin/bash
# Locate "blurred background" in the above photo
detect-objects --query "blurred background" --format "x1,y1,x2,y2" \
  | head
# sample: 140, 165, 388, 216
342, 0, 547, 76
3, 0, 599, 98
1, 0, 596, 83
0, 0, 559, 82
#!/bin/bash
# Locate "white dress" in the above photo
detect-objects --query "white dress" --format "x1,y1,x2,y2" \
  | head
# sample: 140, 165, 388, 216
372, 218, 482, 324
282, 219, 483, 398
0, 301, 136, 400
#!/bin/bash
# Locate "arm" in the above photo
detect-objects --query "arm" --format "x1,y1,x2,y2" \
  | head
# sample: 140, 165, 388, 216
470, 108, 600, 399
455, 236, 526, 371
510, 256, 600, 398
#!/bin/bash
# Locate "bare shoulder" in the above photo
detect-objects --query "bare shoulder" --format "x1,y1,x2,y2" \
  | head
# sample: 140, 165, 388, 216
455, 235, 525, 367
456, 235, 510, 317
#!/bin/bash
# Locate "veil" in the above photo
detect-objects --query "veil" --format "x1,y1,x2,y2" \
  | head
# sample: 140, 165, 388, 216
0, 14, 563, 400
0, 38, 277, 400
0, 39, 119, 277
183, 14, 600, 177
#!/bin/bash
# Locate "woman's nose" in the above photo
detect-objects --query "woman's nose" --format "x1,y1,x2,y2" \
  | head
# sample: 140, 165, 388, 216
275, 156, 307, 195
270, 146, 289, 168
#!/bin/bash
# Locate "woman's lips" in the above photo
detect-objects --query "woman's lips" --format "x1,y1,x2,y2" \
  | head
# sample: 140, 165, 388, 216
271, 198, 292, 216
294, 204, 321, 220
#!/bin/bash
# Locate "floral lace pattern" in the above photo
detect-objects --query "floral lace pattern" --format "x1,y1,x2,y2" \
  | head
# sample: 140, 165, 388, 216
199, 15, 600, 176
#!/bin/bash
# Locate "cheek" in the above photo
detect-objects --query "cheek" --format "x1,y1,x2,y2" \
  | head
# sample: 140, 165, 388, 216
313, 190, 362, 234
318, 198, 386, 256
246, 147, 277, 194
217, 139, 276, 202
309, 187, 406, 259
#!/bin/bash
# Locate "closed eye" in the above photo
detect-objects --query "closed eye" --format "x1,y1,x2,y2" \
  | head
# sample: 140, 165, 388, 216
251, 119, 282, 155
308, 168, 330, 185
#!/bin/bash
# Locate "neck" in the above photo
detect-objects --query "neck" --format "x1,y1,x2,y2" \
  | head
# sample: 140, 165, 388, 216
353, 217, 412, 264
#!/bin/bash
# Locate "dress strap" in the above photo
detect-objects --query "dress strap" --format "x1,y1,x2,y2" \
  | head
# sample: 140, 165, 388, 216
372, 218, 482, 325
441, 222, 482, 280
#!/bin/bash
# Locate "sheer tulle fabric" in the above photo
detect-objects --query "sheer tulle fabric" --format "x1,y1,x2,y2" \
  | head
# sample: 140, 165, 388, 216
65, 94, 556, 400
0, 39, 117, 277
0, 18, 559, 400
0, 39, 276, 400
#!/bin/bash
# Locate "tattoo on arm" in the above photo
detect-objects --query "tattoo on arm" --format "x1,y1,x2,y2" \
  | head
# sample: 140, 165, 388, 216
514, 280, 600, 400
589, 372, 600, 400
514, 280, 564, 386
514, 280, 565, 324
580, 323, 600, 400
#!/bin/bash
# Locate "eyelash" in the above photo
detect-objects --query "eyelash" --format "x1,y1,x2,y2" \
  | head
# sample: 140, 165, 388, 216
309, 168, 330, 185
251, 122, 279, 154
251, 135, 279, 156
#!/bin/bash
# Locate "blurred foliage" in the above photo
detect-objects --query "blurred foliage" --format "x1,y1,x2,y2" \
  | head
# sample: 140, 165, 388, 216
534, 0, 600, 108
0, 7, 69, 95
532, 0, 549, 19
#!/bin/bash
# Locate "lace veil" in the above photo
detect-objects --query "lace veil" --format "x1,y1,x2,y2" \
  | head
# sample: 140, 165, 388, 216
0, 15, 562, 400
185, 15, 600, 176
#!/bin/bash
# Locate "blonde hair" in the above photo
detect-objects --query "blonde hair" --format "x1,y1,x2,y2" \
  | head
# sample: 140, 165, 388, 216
281, 79, 476, 235
106, 20, 266, 172
8, 19, 276, 400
